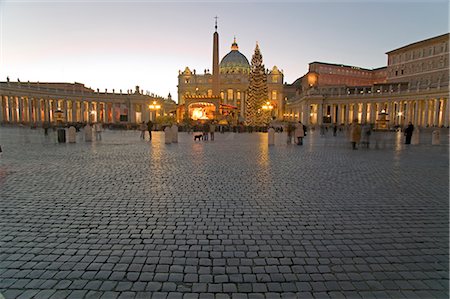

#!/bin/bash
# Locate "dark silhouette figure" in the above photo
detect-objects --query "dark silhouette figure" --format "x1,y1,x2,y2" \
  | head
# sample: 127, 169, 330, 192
147, 120, 153, 140
404, 122, 414, 144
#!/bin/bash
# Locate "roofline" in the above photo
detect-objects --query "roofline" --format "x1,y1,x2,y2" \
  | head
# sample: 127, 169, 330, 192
386, 33, 449, 55
309, 61, 383, 72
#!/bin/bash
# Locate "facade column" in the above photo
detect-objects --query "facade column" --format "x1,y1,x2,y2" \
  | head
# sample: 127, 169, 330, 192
423, 100, 429, 126
369, 102, 375, 124
19, 97, 24, 122
87, 101, 92, 123
28, 97, 33, 123
345, 103, 349, 125
71, 100, 77, 123
352, 103, 358, 122
301, 102, 307, 124
317, 102, 323, 126
129, 102, 136, 124
433, 99, 440, 127
10, 96, 16, 122
361, 102, 367, 123
414, 100, 419, 127
443, 99, 449, 127
80, 100, 85, 122
103, 102, 107, 123
0, 95, 4, 123
63, 100, 68, 123
36, 99, 41, 123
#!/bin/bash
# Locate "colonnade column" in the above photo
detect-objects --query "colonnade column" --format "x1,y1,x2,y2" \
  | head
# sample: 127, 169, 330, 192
433, 99, 440, 126
361, 103, 367, 123
443, 99, 449, 127
317, 103, 323, 126
414, 100, 419, 127
345, 103, 349, 125
27, 97, 36, 124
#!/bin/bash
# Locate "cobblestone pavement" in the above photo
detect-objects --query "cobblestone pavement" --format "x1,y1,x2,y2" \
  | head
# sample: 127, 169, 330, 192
0, 126, 448, 299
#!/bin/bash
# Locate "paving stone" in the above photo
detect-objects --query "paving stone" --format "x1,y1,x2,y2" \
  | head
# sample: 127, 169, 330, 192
0, 128, 448, 298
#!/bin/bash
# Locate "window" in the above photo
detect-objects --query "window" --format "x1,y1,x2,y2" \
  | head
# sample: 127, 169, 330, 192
237, 91, 241, 100
227, 89, 234, 100
271, 90, 277, 100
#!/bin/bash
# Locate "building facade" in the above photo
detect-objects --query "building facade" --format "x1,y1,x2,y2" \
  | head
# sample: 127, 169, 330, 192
0, 82, 176, 126
177, 27, 284, 124
285, 33, 449, 128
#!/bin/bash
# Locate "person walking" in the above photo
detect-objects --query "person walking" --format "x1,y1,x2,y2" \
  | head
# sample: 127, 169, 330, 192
202, 122, 209, 141
295, 121, 305, 145
350, 119, 361, 150
43, 121, 50, 136
94, 122, 102, 141
404, 121, 414, 144
139, 121, 146, 139
360, 123, 371, 148
147, 120, 153, 140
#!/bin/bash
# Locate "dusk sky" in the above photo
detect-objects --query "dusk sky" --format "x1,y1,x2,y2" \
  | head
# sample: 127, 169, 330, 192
1, 1, 448, 103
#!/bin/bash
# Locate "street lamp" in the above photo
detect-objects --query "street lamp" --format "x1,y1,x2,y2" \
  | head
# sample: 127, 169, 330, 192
149, 101, 161, 121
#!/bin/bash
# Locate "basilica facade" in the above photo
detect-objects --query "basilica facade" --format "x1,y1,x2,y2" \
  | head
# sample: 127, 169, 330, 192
177, 26, 284, 124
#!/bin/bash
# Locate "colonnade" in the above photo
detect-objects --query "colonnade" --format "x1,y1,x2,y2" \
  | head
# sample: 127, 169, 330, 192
285, 95, 448, 128
0, 90, 168, 126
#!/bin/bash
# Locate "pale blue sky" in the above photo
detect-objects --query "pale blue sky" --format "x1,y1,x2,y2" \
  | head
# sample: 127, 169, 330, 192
1, 1, 448, 103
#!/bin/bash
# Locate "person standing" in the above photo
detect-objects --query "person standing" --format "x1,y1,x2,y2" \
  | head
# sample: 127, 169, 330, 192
350, 119, 361, 150
147, 120, 153, 140
404, 121, 414, 144
209, 121, 216, 141
139, 121, 146, 139
295, 121, 305, 145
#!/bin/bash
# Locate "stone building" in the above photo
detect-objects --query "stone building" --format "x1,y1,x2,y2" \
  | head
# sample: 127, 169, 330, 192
0, 82, 176, 126
285, 33, 449, 128
177, 24, 284, 124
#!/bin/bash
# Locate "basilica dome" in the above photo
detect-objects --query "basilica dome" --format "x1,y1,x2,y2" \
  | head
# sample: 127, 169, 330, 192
219, 38, 250, 74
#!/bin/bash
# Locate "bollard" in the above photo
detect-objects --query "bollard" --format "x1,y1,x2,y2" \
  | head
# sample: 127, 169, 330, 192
68, 126, 76, 143
164, 126, 172, 144
432, 129, 440, 145
268, 127, 275, 145
411, 128, 419, 145
171, 125, 178, 143
84, 124, 92, 142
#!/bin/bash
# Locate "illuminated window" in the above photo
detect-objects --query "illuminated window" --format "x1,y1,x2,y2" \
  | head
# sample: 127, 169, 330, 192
271, 90, 277, 100
220, 92, 224, 100
227, 89, 233, 100
207, 89, 212, 97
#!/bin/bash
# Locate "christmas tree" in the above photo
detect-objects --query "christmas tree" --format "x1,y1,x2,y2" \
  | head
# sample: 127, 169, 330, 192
246, 43, 268, 126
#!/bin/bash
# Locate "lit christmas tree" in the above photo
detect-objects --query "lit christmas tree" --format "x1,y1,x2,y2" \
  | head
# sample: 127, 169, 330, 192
246, 43, 268, 126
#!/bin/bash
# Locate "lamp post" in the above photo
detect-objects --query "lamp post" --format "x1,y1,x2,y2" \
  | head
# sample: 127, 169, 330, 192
149, 101, 161, 121
262, 101, 274, 125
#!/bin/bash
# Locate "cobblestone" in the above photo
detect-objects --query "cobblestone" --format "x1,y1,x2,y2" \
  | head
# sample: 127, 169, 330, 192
0, 127, 448, 298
